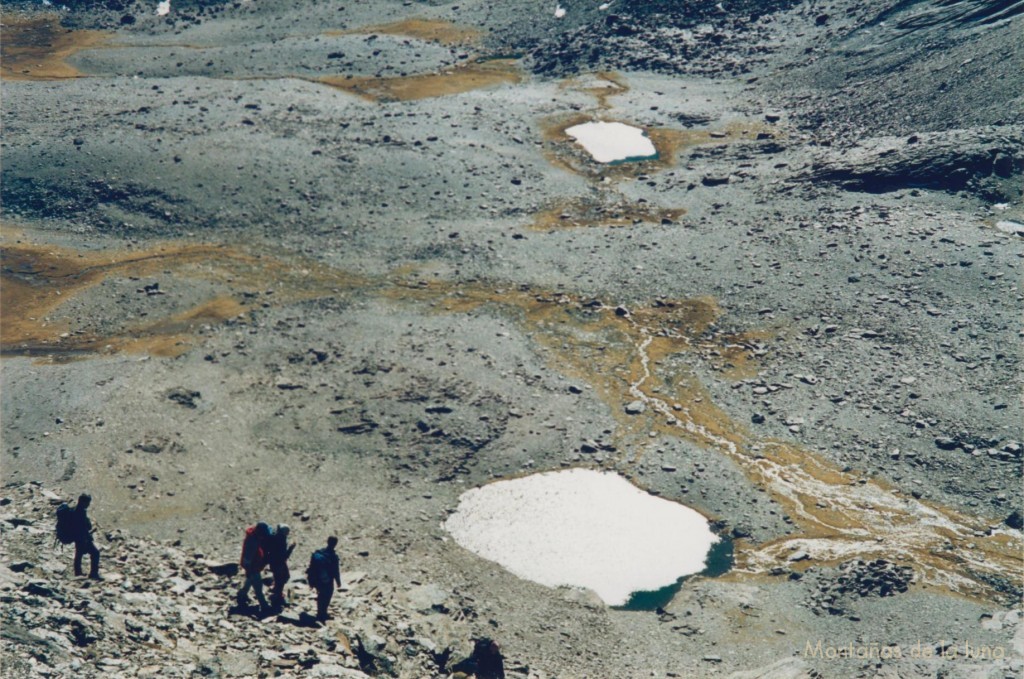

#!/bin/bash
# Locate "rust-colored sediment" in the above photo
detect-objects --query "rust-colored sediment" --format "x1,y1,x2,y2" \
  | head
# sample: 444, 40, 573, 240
320, 59, 520, 102
0, 228, 365, 360
330, 19, 482, 46
530, 197, 685, 231
648, 121, 774, 164
0, 14, 109, 81
0, 247, 259, 358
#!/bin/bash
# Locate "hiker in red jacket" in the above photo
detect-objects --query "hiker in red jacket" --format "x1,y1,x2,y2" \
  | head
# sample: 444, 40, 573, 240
236, 522, 271, 611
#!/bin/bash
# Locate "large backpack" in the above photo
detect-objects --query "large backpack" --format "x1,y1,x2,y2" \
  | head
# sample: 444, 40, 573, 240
240, 525, 268, 568
55, 503, 77, 545
306, 549, 329, 586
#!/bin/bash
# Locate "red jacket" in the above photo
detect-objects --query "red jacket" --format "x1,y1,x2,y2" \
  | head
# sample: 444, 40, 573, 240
240, 525, 268, 571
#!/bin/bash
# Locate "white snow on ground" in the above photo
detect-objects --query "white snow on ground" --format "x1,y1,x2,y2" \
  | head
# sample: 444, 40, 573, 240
444, 468, 719, 605
555, 5, 566, 18
565, 121, 658, 163
156, 1, 171, 16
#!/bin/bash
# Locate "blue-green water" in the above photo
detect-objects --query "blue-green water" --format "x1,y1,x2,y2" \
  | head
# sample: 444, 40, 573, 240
617, 536, 734, 611
608, 150, 659, 165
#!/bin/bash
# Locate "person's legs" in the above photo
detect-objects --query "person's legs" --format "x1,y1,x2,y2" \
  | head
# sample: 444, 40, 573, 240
86, 541, 100, 579
237, 569, 255, 602
271, 566, 290, 608
73, 542, 84, 576
250, 571, 269, 609
238, 573, 250, 598
315, 585, 326, 619
316, 583, 334, 620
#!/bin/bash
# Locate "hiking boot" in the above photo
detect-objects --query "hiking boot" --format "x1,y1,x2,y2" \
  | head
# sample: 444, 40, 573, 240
88, 573, 102, 581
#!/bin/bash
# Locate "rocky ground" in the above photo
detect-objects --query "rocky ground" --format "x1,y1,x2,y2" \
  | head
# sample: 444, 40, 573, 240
2, 481, 553, 678
2, 0, 1022, 677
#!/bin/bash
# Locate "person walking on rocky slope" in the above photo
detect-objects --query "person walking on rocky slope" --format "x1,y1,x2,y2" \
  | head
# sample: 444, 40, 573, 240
237, 522, 272, 612
306, 536, 342, 622
267, 523, 295, 611
69, 494, 101, 580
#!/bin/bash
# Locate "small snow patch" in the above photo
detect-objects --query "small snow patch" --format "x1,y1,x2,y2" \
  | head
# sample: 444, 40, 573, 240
156, 1, 170, 16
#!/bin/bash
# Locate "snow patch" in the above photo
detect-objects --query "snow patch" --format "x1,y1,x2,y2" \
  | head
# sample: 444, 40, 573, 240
995, 220, 1024, 236
156, 1, 171, 16
444, 468, 719, 605
565, 121, 658, 163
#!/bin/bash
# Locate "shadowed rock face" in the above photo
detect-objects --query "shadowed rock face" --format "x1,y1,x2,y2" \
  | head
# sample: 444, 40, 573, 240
800, 126, 1024, 199
867, 0, 1024, 35
1, 176, 188, 229
785, 0, 1024, 137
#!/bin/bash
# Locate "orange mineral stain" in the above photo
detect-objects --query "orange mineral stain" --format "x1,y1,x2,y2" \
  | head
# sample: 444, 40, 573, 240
330, 19, 482, 46
530, 197, 685, 231
0, 14, 109, 81
0, 228, 364, 360
320, 59, 520, 102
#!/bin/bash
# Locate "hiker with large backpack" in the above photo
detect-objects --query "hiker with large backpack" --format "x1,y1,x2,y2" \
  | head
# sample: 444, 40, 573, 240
306, 536, 341, 622
55, 493, 100, 580
266, 524, 295, 611
236, 522, 272, 612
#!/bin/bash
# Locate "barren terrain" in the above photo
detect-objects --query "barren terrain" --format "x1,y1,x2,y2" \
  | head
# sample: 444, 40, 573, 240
2, 1, 1022, 678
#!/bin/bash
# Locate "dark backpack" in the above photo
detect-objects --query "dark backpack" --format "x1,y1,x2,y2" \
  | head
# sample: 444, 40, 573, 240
55, 503, 77, 545
306, 549, 328, 585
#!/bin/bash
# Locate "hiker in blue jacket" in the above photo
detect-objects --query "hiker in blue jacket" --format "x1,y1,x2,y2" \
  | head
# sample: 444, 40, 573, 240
307, 536, 342, 621
72, 494, 101, 580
